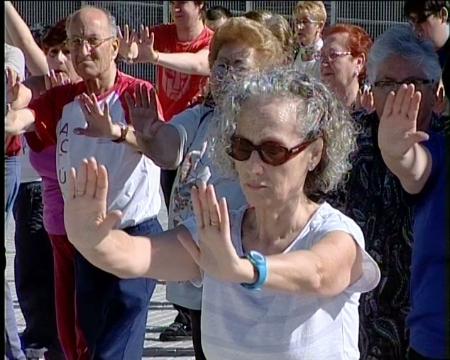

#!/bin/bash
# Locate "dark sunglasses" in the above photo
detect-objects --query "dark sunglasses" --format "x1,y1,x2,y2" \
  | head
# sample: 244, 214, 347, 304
228, 134, 314, 166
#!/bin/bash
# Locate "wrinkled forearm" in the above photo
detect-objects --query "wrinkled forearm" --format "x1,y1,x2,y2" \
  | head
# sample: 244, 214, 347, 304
71, 226, 200, 281
380, 144, 432, 194
136, 124, 183, 169
136, 51, 210, 76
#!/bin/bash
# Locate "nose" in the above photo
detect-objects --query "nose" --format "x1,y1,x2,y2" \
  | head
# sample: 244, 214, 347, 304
246, 151, 264, 175
56, 50, 66, 63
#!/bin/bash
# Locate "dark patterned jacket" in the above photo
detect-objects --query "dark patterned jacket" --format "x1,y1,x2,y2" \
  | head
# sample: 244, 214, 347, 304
327, 110, 414, 359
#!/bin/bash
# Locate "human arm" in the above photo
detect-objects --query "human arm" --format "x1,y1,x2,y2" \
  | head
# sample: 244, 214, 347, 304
179, 183, 372, 298
378, 84, 432, 194
133, 27, 210, 76
74, 92, 141, 151
5, 107, 36, 135
4, 1, 49, 76
124, 84, 182, 168
64, 157, 200, 280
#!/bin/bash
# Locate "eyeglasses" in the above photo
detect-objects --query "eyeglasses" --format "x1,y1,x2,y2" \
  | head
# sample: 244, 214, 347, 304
373, 79, 435, 93
320, 51, 352, 63
295, 18, 320, 28
65, 36, 115, 50
211, 63, 250, 82
227, 134, 314, 166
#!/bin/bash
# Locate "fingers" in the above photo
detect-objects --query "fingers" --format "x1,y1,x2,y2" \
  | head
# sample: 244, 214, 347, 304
206, 184, 221, 228
392, 84, 407, 114
399, 84, 415, 117
69, 167, 77, 199
381, 91, 395, 120
85, 157, 98, 197
139, 83, 151, 108
96, 164, 109, 202
407, 91, 422, 127
124, 90, 136, 110
148, 88, 159, 120
191, 184, 208, 229
219, 197, 230, 235
75, 159, 88, 197
135, 84, 143, 108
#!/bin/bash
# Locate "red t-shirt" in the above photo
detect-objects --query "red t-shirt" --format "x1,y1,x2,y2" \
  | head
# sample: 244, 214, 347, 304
151, 23, 213, 121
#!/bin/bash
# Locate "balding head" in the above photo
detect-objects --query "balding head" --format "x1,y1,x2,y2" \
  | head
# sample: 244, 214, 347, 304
66, 6, 117, 38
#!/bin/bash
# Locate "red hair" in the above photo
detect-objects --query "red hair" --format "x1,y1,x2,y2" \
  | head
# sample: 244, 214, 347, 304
324, 24, 373, 85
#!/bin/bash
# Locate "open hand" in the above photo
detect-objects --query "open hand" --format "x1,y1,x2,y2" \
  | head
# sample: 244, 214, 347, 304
75, 93, 121, 139
44, 69, 70, 90
355, 87, 375, 113
125, 83, 164, 141
178, 182, 243, 283
136, 25, 158, 63
5, 67, 32, 110
64, 157, 122, 250
378, 84, 429, 158
118, 24, 139, 61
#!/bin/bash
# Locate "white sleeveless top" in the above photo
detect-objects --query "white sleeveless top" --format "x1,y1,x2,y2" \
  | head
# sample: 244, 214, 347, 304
182, 202, 380, 359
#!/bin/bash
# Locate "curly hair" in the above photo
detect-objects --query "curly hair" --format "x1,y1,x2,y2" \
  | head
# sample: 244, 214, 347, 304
208, 67, 358, 198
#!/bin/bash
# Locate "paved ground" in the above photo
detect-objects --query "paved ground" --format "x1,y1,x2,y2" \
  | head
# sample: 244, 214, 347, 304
5, 192, 195, 359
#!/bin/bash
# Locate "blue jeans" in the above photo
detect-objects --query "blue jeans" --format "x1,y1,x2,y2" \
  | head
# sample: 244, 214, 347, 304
4, 155, 25, 360
75, 217, 163, 359
12, 181, 62, 357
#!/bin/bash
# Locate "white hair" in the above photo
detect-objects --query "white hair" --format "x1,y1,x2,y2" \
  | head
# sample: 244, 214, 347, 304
367, 24, 441, 84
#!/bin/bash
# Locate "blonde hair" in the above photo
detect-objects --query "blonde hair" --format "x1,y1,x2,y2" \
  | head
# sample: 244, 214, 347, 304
208, 17, 283, 69
294, 1, 327, 24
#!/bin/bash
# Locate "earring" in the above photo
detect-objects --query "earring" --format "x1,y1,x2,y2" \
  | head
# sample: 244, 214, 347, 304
353, 69, 359, 78
308, 163, 315, 171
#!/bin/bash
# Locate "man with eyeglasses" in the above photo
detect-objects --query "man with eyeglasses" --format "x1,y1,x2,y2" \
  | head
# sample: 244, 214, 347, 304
404, 0, 449, 103
5, 5, 165, 360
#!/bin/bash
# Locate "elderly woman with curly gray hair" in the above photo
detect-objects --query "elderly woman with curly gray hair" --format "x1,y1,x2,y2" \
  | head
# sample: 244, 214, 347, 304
63, 68, 380, 360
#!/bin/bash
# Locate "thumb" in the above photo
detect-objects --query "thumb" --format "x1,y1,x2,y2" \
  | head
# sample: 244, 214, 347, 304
100, 210, 123, 232
408, 131, 429, 145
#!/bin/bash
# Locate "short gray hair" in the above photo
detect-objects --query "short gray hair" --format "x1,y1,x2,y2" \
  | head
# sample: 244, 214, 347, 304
66, 5, 118, 38
367, 24, 441, 84
208, 67, 358, 198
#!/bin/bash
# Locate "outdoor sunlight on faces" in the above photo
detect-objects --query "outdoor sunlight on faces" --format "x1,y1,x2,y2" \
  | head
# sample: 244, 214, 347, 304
233, 96, 315, 206
67, 10, 118, 79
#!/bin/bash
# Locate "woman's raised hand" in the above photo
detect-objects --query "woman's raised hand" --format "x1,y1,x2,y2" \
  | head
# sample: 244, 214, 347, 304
178, 183, 244, 283
64, 157, 122, 250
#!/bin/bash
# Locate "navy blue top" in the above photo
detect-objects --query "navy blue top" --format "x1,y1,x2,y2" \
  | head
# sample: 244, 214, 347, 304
408, 132, 448, 358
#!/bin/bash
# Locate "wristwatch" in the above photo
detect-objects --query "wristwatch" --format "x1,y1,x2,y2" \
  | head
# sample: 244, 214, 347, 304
241, 250, 268, 291
112, 123, 129, 143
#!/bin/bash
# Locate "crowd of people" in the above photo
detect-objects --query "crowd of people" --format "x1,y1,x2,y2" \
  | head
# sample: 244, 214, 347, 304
4, 1, 449, 360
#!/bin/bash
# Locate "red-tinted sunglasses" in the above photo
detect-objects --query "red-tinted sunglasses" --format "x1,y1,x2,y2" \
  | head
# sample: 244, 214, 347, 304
228, 134, 314, 166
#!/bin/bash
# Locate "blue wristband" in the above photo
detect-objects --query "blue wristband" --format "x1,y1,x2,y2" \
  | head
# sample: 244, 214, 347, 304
241, 250, 268, 291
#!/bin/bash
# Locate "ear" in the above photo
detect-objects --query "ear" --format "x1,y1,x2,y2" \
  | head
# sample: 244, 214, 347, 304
439, 7, 448, 23
111, 38, 120, 59
309, 137, 324, 168
354, 53, 366, 72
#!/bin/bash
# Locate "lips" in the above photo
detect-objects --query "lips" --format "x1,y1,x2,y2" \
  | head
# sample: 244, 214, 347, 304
244, 183, 267, 190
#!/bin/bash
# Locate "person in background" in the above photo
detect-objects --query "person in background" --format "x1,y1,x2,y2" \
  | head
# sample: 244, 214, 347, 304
320, 23, 373, 111
377, 72, 448, 360
5, 6, 164, 359
7, 8, 87, 359
205, 5, 232, 31
293, 1, 326, 78
369, 24, 448, 360
4, 43, 27, 360
404, 0, 449, 103
118, 0, 214, 341
63, 67, 381, 360
243, 11, 296, 64
127, 17, 284, 358
327, 24, 443, 359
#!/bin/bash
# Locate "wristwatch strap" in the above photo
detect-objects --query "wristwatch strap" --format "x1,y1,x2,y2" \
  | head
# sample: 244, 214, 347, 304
240, 250, 268, 291
112, 123, 129, 143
